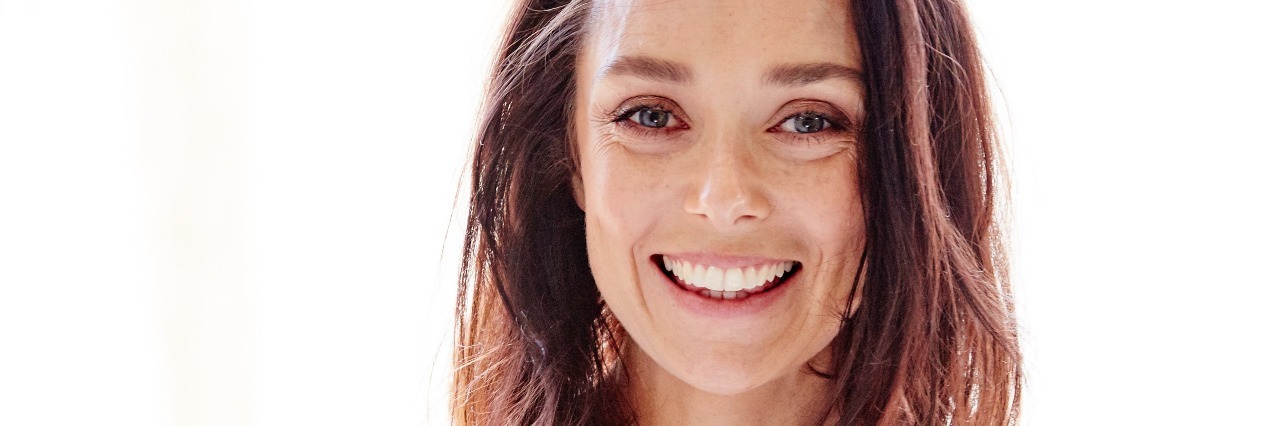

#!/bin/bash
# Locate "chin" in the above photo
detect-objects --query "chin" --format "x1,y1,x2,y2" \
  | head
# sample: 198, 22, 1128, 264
658, 345, 791, 396
681, 369, 771, 396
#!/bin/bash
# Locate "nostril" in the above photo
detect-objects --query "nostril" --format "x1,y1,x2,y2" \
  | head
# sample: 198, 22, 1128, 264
687, 190, 769, 228
683, 156, 772, 226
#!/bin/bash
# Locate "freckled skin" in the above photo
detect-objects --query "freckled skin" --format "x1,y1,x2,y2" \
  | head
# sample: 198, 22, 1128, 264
573, 0, 867, 424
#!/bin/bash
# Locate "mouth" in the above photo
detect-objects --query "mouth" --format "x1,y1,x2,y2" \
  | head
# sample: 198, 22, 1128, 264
651, 254, 801, 301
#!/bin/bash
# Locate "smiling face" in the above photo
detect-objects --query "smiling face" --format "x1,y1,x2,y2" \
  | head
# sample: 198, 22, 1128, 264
573, 0, 867, 395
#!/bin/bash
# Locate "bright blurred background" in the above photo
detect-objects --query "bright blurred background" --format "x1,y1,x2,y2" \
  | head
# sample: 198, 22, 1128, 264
0, 0, 1275, 425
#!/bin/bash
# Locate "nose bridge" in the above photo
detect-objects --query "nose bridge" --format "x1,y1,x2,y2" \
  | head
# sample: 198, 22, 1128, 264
685, 126, 771, 227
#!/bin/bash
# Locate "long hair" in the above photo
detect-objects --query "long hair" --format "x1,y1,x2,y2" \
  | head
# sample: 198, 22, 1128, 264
452, 0, 1023, 424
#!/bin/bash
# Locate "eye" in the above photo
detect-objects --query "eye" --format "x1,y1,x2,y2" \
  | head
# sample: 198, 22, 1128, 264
779, 112, 831, 134
628, 107, 677, 128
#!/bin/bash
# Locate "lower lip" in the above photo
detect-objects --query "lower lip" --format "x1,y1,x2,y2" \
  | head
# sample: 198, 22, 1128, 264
654, 262, 798, 318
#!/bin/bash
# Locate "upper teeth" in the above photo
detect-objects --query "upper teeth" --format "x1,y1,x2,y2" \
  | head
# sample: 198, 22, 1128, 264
661, 255, 795, 292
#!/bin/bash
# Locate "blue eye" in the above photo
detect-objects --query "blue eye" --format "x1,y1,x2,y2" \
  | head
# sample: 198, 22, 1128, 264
781, 113, 830, 134
629, 107, 673, 128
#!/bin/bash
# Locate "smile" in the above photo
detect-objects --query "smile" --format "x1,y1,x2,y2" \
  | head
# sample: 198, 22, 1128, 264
655, 255, 800, 300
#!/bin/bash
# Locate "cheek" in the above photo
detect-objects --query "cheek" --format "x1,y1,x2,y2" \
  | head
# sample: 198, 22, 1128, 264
782, 153, 865, 297
579, 150, 678, 342
580, 150, 671, 240
813, 187, 863, 252
579, 148, 675, 289
786, 154, 863, 243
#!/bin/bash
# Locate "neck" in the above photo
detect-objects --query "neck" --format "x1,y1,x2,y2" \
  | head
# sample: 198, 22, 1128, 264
622, 344, 837, 426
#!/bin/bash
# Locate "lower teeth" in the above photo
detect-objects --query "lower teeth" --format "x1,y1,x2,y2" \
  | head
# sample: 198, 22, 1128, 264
699, 289, 742, 300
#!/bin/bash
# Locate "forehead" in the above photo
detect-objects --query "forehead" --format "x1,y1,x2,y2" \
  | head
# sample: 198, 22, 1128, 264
584, 0, 860, 74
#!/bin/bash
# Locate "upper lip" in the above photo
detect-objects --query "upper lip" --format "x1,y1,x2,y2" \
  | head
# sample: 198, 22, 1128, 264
656, 252, 799, 269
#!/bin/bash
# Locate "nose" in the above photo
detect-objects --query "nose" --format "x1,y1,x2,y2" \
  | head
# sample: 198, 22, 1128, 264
684, 133, 772, 228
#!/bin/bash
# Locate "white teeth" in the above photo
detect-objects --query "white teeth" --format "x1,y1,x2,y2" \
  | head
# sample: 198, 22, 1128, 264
723, 267, 744, 292
661, 256, 798, 298
750, 265, 771, 290
704, 266, 725, 291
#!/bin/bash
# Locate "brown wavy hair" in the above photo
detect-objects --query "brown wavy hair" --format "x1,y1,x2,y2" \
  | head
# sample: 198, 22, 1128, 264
452, 0, 1023, 424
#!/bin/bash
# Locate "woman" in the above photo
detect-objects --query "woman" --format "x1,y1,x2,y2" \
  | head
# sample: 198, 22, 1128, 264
453, 0, 1022, 424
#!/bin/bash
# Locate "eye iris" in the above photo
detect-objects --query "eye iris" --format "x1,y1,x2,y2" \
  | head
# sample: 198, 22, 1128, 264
793, 113, 825, 133
638, 108, 669, 128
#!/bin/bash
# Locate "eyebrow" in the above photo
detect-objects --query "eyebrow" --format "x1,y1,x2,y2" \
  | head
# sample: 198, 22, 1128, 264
764, 62, 864, 87
595, 56, 693, 84
595, 55, 863, 87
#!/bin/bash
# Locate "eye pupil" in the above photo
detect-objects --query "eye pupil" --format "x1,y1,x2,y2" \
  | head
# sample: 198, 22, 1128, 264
793, 113, 825, 134
638, 108, 669, 128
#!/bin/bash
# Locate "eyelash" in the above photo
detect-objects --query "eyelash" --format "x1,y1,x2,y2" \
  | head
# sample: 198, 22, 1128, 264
610, 103, 686, 137
772, 110, 854, 145
608, 101, 854, 142
774, 111, 847, 131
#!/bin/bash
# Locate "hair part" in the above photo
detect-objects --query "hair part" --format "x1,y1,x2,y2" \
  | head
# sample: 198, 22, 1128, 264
453, 0, 1023, 424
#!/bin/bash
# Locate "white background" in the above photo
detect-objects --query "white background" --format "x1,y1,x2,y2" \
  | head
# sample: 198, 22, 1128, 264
0, 0, 1276, 425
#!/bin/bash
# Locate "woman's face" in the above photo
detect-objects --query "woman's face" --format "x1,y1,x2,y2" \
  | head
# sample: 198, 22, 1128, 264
573, 0, 866, 395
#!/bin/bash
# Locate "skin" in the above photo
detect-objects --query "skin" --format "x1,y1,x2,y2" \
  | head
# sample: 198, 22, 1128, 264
572, 0, 867, 424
